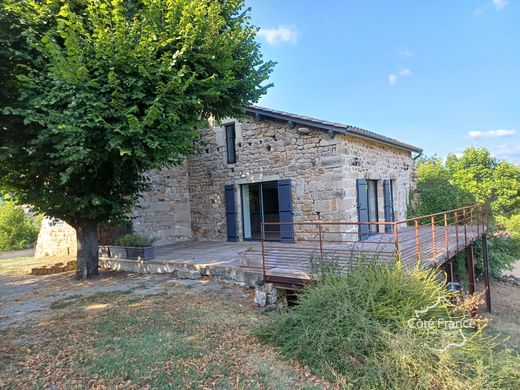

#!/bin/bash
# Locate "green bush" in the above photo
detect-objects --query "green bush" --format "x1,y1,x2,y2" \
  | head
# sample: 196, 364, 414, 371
257, 263, 520, 389
476, 231, 518, 279
0, 199, 41, 251
113, 233, 154, 247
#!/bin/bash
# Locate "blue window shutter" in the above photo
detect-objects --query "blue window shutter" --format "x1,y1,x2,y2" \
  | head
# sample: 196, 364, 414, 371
224, 185, 238, 242
277, 179, 294, 243
383, 179, 395, 233
356, 179, 369, 240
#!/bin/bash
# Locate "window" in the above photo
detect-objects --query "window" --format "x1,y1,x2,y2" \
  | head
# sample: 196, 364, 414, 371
367, 180, 378, 233
225, 123, 236, 164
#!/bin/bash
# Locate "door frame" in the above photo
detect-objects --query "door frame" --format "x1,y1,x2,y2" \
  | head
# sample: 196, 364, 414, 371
240, 181, 281, 242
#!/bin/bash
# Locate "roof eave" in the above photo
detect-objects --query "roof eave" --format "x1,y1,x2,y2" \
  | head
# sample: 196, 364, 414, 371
243, 106, 422, 154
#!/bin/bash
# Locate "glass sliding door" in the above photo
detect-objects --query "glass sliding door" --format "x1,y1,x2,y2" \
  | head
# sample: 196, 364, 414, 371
241, 183, 262, 240
241, 181, 280, 241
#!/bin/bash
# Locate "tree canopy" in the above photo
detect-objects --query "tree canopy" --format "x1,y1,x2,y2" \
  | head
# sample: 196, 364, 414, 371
411, 147, 520, 278
0, 0, 274, 278
412, 147, 520, 218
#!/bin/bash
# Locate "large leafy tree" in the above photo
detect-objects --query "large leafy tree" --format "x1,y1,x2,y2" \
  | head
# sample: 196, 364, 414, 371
0, 0, 274, 278
445, 147, 520, 216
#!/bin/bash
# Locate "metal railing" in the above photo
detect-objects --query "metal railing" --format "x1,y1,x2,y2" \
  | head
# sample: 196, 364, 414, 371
260, 204, 488, 283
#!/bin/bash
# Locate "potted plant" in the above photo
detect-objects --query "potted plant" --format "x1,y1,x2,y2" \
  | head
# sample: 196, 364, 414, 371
108, 233, 156, 260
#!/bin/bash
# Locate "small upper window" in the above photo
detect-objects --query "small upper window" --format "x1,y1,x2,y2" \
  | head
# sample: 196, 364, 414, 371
225, 123, 236, 164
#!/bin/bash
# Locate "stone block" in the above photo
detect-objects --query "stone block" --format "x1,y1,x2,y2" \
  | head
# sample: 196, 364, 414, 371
254, 290, 267, 307
176, 268, 202, 280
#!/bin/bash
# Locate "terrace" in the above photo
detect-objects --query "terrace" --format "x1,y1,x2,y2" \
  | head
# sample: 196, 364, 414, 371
260, 204, 492, 310
100, 205, 492, 311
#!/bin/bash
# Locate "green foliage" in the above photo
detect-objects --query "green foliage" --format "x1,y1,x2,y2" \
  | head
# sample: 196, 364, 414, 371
411, 148, 520, 278
0, 0, 274, 227
408, 156, 468, 217
497, 214, 520, 240
257, 264, 520, 389
445, 148, 520, 217
0, 198, 41, 251
113, 233, 153, 247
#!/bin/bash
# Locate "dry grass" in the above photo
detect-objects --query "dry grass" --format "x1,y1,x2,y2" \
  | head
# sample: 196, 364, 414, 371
0, 256, 518, 389
480, 280, 520, 351
0, 261, 328, 389
0, 256, 75, 276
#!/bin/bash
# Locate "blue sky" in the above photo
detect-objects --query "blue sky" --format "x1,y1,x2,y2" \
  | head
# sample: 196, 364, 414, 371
246, 0, 520, 163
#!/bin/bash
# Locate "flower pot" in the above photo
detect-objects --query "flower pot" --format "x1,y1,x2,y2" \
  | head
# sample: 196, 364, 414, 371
108, 245, 156, 260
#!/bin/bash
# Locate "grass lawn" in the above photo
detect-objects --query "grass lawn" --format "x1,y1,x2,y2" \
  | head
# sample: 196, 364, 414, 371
0, 256, 518, 389
0, 264, 327, 389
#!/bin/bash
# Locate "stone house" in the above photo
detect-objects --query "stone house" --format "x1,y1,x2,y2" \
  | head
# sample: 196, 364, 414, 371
131, 106, 422, 245
36, 106, 422, 255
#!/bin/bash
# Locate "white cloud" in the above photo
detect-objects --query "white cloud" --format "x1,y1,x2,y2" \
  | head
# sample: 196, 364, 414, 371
492, 0, 508, 10
257, 25, 299, 46
467, 129, 517, 139
491, 144, 520, 163
399, 50, 414, 57
388, 68, 411, 85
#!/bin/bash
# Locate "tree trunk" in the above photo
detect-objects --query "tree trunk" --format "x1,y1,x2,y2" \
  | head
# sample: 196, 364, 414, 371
75, 219, 99, 279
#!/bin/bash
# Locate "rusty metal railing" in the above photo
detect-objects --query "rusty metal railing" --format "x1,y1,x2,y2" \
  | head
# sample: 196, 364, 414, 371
260, 204, 488, 284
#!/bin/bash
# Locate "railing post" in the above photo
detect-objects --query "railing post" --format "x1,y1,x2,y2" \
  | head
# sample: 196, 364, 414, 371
454, 210, 459, 252
470, 208, 474, 241
463, 208, 468, 247
431, 216, 437, 267
415, 219, 420, 267
393, 221, 400, 262
444, 213, 449, 260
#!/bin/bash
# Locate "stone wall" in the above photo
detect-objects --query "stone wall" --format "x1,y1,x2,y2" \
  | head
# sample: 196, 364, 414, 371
188, 115, 416, 241
132, 165, 192, 244
34, 114, 417, 252
35, 218, 77, 257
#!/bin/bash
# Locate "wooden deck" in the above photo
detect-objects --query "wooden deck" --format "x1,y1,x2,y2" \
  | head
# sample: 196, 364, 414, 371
261, 205, 489, 284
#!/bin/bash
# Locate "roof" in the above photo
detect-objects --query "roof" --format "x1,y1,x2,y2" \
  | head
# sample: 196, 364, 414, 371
243, 105, 422, 153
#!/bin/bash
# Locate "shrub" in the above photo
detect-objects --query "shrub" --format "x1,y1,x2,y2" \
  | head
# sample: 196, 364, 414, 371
496, 214, 520, 251
476, 231, 518, 279
113, 233, 154, 247
0, 199, 41, 251
257, 263, 520, 389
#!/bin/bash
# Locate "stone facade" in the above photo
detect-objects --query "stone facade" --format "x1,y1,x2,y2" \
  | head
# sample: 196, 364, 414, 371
35, 111, 418, 250
186, 115, 416, 241
35, 217, 77, 257
132, 165, 192, 244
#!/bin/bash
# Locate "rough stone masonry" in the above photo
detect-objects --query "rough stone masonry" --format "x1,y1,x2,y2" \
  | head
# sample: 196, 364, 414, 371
36, 110, 417, 254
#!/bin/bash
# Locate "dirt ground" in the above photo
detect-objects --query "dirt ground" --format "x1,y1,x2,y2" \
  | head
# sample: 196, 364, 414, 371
478, 278, 520, 351
0, 257, 210, 330
0, 257, 519, 388
0, 257, 330, 389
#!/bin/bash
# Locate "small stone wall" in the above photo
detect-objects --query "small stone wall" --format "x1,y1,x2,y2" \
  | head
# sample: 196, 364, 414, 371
35, 218, 77, 257
31, 260, 76, 275
132, 165, 192, 244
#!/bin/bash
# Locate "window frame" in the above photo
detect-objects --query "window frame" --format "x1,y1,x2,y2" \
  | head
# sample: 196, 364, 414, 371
225, 123, 237, 164
366, 179, 379, 234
